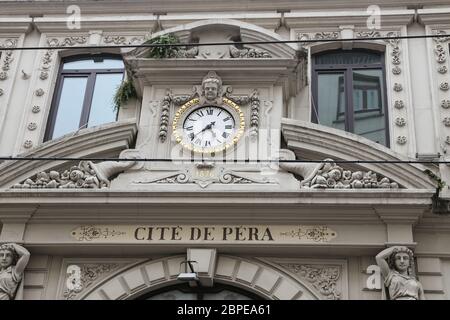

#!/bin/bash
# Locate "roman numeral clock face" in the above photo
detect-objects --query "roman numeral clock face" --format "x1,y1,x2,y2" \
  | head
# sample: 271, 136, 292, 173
172, 98, 245, 154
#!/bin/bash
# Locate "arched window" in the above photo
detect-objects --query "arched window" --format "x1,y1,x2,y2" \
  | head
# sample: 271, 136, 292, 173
45, 55, 125, 141
312, 49, 389, 146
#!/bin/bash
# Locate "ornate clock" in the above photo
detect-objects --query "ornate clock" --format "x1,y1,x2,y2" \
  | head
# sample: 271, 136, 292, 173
172, 98, 245, 154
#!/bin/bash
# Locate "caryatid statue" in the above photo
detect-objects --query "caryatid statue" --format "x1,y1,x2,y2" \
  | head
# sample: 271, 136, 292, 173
0, 243, 30, 300
375, 246, 425, 300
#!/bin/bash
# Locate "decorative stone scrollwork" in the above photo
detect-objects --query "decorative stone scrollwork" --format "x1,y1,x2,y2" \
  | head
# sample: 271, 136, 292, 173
48, 36, 87, 47
279, 159, 399, 189
159, 90, 172, 142
393, 83, 403, 92
103, 35, 127, 45
11, 159, 135, 189
35, 88, 44, 96
27, 122, 37, 131
229, 45, 271, 58
397, 136, 407, 145
298, 32, 340, 41
440, 82, 449, 91
23, 140, 33, 149
63, 263, 121, 300
394, 100, 404, 109
32, 105, 41, 113
281, 264, 341, 300
441, 100, 450, 109
395, 117, 406, 127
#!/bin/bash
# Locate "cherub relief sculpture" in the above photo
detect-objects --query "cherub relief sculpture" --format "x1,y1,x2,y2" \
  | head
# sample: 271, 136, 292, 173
200, 71, 223, 105
0, 243, 30, 300
375, 246, 425, 300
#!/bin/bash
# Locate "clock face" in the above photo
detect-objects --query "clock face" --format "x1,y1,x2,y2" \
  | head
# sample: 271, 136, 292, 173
182, 106, 235, 150
172, 98, 245, 154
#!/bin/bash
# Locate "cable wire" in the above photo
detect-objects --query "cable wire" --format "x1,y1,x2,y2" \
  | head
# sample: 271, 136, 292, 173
1, 33, 449, 51
0, 156, 446, 164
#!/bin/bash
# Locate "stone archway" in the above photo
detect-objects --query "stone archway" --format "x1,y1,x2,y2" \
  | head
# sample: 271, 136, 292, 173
81, 255, 320, 300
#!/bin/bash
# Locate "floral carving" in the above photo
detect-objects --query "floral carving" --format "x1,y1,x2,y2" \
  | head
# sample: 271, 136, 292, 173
32, 105, 41, 113
395, 117, 406, 127
394, 100, 404, 109
11, 159, 135, 189
441, 100, 450, 109
446, 136, 450, 145
159, 90, 172, 142
0, 39, 17, 81
435, 44, 447, 64
27, 122, 37, 131
0, 72, 7, 80
173, 47, 199, 58
438, 66, 448, 74
440, 82, 449, 91
35, 88, 44, 96
0, 88, 3, 96
279, 226, 336, 242
280, 159, 399, 189
63, 264, 121, 300
281, 264, 341, 300
393, 83, 403, 92
397, 136, 407, 145
392, 66, 401, 75
250, 90, 260, 137
71, 226, 126, 241
229, 45, 271, 58
23, 140, 33, 149
443, 118, 450, 127
39, 71, 49, 80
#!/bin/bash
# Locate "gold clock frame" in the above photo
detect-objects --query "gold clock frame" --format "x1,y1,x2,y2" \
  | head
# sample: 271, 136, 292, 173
172, 97, 245, 154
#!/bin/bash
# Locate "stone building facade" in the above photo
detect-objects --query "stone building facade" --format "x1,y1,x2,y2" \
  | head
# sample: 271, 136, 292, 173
0, 0, 450, 300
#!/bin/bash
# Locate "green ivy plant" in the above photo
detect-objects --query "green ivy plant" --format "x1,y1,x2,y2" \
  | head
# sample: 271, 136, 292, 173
425, 169, 446, 191
145, 34, 180, 58
113, 78, 137, 112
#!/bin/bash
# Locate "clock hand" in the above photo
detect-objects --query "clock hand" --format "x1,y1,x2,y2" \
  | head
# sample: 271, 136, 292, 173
193, 121, 216, 138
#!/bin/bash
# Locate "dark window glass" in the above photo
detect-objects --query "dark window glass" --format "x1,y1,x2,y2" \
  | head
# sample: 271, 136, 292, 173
45, 55, 124, 141
312, 50, 389, 147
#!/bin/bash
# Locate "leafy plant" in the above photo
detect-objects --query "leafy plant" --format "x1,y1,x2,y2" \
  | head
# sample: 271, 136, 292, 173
113, 78, 137, 112
145, 34, 180, 58
425, 169, 446, 191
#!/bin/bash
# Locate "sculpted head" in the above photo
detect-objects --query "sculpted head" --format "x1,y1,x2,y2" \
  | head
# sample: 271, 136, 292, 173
202, 71, 222, 101
0, 244, 17, 269
388, 247, 414, 274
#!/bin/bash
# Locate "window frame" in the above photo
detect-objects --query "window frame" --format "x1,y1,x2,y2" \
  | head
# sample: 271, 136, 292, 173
311, 49, 390, 147
44, 54, 125, 141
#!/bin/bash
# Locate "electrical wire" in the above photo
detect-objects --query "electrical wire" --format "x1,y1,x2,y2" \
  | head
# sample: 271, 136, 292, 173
0, 156, 446, 164
1, 33, 449, 51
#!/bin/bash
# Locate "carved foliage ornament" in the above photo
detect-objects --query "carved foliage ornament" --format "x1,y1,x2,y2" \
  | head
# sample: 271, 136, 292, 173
279, 159, 399, 189
11, 159, 135, 189
0, 39, 18, 82
281, 264, 341, 300
64, 263, 121, 300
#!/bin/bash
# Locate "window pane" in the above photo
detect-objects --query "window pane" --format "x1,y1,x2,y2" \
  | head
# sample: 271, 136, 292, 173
52, 77, 88, 139
353, 69, 387, 146
87, 73, 123, 128
63, 58, 124, 70
316, 72, 346, 131
315, 51, 382, 65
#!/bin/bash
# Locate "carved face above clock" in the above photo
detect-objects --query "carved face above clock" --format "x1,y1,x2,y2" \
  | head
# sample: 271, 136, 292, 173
172, 98, 245, 154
